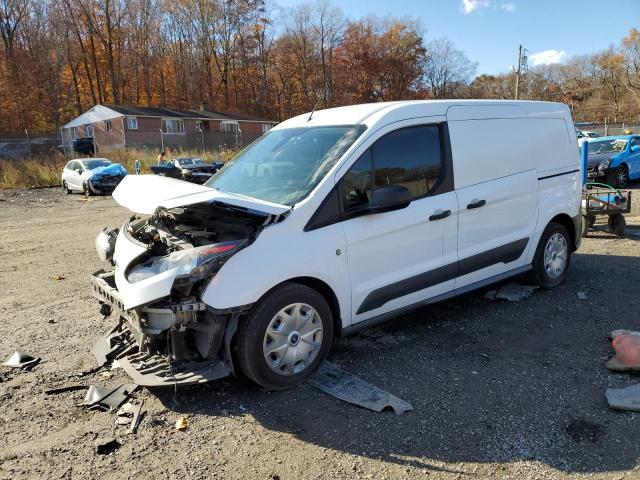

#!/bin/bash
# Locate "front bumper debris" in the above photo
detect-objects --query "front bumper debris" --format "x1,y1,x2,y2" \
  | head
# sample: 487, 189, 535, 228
91, 269, 236, 387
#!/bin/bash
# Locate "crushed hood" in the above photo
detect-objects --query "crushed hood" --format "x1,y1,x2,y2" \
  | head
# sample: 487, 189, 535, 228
91, 163, 128, 177
112, 175, 291, 216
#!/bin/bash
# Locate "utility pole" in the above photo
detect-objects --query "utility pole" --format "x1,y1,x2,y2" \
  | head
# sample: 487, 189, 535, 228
514, 45, 528, 100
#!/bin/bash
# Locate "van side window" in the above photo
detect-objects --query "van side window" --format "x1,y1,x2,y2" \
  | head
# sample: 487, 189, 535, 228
341, 149, 373, 211
373, 125, 442, 198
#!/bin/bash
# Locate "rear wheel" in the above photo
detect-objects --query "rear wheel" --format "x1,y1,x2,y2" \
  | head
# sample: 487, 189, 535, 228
235, 283, 333, 390
530, 222, 571, 288
606, 164, 629, 188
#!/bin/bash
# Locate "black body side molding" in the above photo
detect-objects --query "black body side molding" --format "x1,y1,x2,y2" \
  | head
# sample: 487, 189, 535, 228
356, 237, 529, 314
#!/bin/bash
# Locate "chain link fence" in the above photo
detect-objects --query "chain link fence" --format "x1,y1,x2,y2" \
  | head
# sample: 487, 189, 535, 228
1, 129, 262, 160
577, 122, 640, 137
0, 132, 63, 160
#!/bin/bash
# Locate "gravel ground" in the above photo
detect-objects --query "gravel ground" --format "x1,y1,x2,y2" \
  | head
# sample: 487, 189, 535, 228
1, 186, 640, 479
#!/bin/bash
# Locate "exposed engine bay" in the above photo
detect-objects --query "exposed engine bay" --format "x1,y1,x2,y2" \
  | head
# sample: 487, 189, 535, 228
91, 201, 280, 386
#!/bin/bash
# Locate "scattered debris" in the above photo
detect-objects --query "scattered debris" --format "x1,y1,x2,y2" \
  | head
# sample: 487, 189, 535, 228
45, 385, 88, 395
308, 361, 413, 415
95, 438, 121, 455
175, 416, 189, 430
81, 384, 138, 411
606, 332, 640, 371
3, 351, 40, 370
606, 384, 640, 412
484, 283, 538, 302
115, 402, 134, 426
50, 274, 66, 281
577, 291, 588, 300
565, 417, 605, 443
128, 400, 144, 434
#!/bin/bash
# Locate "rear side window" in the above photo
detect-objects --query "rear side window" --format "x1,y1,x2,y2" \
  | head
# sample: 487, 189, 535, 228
340, 125, 443, 212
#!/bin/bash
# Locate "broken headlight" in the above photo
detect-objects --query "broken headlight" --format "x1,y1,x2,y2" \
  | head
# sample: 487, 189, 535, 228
127, 240, 246, 284
95, 227, 119, 262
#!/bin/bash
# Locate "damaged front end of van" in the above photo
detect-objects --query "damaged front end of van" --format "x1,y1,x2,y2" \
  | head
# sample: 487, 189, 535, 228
90, 175, 290, 386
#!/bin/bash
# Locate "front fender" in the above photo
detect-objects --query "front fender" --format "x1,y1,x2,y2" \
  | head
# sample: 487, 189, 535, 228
200, 220, 353, 327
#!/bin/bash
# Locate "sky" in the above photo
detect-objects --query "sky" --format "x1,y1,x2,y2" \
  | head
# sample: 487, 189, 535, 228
273, 0, 640, 75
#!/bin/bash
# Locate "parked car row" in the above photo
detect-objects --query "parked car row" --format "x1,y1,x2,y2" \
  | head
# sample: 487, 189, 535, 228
61, 156, 225, 196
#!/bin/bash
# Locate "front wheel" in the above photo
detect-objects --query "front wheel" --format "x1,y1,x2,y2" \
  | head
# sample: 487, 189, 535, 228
62, 181, 71, 194
235, 283, 333, 390
530, 222, 571, 288
606, 165, 629, 188
83, 182, 94, 197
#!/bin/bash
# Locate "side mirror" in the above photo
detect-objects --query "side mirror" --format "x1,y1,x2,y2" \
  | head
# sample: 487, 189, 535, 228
369, 185, 411, 213
632, 145, 640, 153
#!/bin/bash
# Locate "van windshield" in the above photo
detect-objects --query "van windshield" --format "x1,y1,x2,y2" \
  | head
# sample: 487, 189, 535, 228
206, 125, 366, 206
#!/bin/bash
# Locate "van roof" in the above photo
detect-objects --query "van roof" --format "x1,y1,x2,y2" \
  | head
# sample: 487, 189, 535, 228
274, 100, 570, 130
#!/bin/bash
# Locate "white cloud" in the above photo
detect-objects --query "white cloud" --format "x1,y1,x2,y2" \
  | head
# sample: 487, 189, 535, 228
461, 0, 491, 14
529, 49, 568, 66
501, 2, 516, 12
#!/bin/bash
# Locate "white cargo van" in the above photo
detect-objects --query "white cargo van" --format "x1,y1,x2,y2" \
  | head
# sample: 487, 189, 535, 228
92, 100, 582, 390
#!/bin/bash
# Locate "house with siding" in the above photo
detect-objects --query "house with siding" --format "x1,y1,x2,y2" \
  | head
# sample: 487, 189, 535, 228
62, 104, 276, 153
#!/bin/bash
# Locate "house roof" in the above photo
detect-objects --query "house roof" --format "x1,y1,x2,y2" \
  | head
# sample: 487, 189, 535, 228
63, 103, 276, 129
106, 105, 211, 119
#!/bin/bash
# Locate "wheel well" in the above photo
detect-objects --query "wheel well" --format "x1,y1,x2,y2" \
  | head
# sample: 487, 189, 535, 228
285, 276, 342, 338
549, 213, 576, 251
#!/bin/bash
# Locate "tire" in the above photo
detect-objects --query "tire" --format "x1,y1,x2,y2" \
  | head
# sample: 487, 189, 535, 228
235, 282, 334, 390
530, 222, 571, 289
62, 181, 71, 195
608, 213, 626, 236
83, 182, 94, 197
606, 164, 629, 188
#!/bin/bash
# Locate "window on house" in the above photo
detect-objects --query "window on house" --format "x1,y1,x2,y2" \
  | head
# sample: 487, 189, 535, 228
195, 120, 208, 132
71, 127, 77, 139
261, 124, 272, 134
104, 120, 112, 132
162, 118, 185, 134
127, 117, 138, 129
85, 125, 94, 137
220, 121, 240, 133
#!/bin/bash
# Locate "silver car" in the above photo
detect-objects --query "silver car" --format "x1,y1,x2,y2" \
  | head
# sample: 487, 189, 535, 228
61, 158, 127, 196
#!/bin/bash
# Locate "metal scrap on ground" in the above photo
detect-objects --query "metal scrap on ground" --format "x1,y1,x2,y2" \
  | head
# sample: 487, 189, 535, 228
308, 361, 413, 415
3, 351, 40, 369
606, 384, 640, 412
484, 283, 538, 302
81, 383, 138, 411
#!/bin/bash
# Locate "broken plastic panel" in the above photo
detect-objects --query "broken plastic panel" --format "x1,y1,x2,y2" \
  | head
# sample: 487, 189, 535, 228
308, 361, 413, 415
3, 351, 40, 369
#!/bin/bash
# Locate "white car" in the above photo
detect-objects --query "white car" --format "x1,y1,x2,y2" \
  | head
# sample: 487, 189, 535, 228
577, 130, 601, 146
61, 158, 127, 195
91, 100, 582, 390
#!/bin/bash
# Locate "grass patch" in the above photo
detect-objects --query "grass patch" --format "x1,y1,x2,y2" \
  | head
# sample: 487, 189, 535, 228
0, 147, 242, 190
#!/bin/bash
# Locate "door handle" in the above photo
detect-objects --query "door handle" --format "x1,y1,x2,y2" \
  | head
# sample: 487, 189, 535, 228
467, 199, 486, 209
429, 209, 451, 221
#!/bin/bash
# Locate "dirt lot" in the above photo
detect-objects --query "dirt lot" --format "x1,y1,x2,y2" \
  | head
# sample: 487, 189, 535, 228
1, 186, 640, 480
